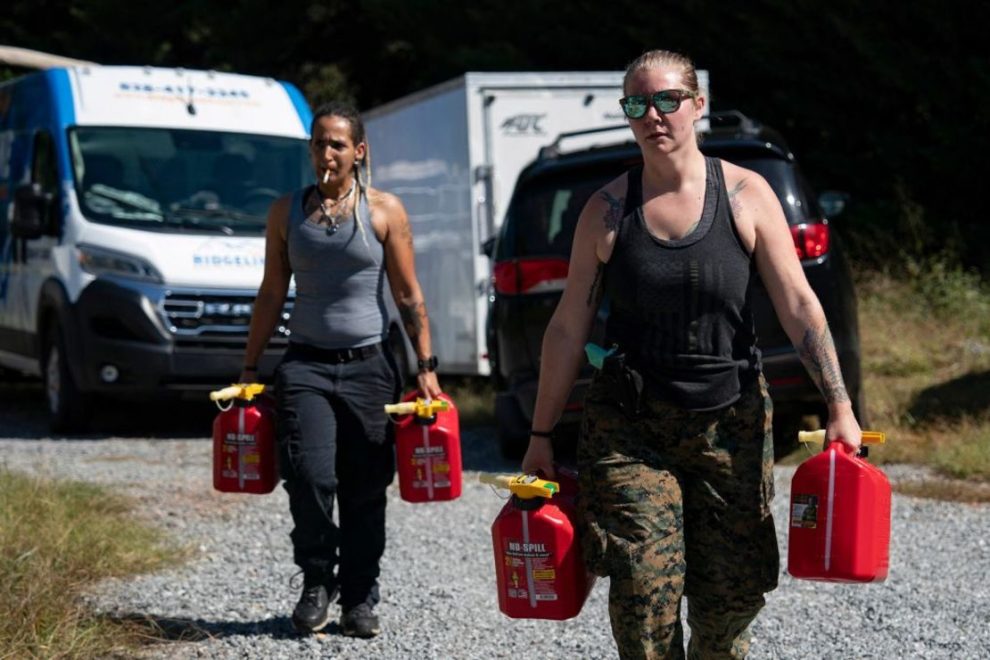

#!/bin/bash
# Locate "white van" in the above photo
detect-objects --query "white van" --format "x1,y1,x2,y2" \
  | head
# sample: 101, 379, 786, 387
0, 65, 313, 431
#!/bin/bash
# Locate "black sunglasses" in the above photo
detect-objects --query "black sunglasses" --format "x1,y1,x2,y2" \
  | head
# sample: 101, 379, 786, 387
619, 89, 697, 119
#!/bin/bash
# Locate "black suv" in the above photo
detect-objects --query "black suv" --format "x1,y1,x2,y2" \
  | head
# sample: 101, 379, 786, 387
486, 112, 865, 458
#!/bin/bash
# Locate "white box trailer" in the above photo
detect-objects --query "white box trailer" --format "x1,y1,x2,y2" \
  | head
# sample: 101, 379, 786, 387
365, 71, 710, 376
365, 72, 626, 376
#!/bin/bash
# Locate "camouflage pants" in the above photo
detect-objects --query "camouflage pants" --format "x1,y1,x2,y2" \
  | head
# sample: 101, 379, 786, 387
576, 373, 779, 660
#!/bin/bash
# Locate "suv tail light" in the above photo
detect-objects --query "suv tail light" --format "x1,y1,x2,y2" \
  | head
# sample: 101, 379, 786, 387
790, 221, 830, 260
493, 257, 569, 295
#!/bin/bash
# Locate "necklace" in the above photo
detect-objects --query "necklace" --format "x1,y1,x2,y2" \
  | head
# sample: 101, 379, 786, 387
316, 182, 356, 234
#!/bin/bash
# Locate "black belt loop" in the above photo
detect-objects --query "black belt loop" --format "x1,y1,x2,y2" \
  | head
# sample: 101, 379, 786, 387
288, 342, 382, 364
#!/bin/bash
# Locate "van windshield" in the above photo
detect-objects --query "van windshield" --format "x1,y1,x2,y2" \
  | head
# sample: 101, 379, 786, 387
68, 127, 311, 234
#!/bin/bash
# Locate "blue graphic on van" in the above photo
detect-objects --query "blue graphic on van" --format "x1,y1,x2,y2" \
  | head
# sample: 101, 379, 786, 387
192, 253, 265, 268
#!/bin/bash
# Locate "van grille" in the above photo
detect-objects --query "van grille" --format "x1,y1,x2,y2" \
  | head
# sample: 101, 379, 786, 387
159, 291, 292, 346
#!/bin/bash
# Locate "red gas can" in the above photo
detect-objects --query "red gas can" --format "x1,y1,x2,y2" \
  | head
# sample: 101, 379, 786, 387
211, 384, 278, 495
788, 431, 890, 582
389, 392, 462, 503
484, 474, 594, 620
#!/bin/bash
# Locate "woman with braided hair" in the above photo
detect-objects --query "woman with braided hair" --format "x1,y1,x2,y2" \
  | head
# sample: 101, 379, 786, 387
240, 101, 441, 637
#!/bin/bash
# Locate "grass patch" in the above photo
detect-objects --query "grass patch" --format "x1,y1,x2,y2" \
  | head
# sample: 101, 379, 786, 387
0, 469, 187, 659
893, 479, 990, 504
857, 259, 990, 490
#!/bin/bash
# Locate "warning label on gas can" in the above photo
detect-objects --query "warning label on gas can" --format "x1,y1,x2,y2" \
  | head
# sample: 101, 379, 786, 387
502, 538, 557, 600
790, 494, 819, 528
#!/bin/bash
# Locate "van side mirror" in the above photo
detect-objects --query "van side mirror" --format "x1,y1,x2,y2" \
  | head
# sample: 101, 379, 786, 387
481, 235, 496, 258
12, 183, 54, 239
818, 190, 850, 218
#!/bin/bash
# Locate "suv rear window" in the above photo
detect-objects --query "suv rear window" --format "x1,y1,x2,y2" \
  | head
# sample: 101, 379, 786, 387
497, 153, 817, 260
497, 165, 618, 260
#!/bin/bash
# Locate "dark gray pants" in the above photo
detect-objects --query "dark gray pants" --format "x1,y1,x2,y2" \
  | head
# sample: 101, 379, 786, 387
274, 343, 400, 608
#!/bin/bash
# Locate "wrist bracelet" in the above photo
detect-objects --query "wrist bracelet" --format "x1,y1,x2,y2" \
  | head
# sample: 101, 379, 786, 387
243, 365, 258, 371
530, 429, 554, 438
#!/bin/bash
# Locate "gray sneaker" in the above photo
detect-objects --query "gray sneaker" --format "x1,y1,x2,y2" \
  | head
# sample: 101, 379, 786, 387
340, 603, 381, 638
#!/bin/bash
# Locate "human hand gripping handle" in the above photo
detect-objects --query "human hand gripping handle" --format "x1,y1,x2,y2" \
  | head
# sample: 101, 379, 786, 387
416, 369, 442, 400
521, 435, 555, 480
825, 405, 863, 452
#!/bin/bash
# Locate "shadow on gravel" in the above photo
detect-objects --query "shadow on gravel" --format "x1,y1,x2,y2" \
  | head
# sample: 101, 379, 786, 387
111, 612, 307, 643
1, 381, 562, 476
0, 381, 216, 440
458, 426, 517, 474
909, 369, 990, 422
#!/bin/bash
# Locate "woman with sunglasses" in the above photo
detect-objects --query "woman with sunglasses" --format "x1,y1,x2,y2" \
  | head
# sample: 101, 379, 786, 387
240, 101, 441, 638
522, 49, 862, 658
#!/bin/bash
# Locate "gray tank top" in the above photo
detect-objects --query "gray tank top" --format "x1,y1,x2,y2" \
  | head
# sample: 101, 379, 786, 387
286, 186, 387, 349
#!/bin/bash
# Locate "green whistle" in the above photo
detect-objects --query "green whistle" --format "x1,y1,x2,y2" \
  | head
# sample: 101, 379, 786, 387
584, 343, 617, 370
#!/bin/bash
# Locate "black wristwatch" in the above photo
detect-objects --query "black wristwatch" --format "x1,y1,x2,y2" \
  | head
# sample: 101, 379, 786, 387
417, 355, 439, 372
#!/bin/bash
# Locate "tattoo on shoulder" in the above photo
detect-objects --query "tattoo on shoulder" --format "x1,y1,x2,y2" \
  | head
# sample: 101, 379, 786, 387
600, 192, 625, 231
798, 324, 850, 405
586, 261, 605, 307
728, 179, 747, 218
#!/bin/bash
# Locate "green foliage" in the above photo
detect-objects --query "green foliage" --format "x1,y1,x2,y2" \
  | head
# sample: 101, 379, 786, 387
298, 62, 355, 108
934, 428, 990, 480
0, 469, 184, 658
907, 258, 990, 329
858, 264, 990, 492
1, 0, 987, 270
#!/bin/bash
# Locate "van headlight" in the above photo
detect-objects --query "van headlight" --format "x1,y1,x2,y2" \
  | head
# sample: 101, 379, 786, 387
77, 244, 163, 283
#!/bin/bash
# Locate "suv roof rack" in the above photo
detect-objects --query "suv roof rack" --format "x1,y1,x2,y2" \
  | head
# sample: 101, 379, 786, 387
538, 124, 629, 160
704, 110, 761, 135
537, 110, 783, 162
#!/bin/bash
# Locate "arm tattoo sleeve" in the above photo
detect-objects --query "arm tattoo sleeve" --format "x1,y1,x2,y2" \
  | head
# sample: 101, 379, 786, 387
599, 192, 625, 231
728, 179, 747, 218
586, 260, 605, 307
798, 323, 851, 404
399, 301, 425, 337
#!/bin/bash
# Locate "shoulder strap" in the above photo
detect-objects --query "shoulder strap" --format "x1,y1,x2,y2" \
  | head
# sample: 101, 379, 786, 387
623, 165, 643, 218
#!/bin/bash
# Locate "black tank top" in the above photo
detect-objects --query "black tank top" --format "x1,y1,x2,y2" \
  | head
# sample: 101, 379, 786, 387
603, 157, 762, 410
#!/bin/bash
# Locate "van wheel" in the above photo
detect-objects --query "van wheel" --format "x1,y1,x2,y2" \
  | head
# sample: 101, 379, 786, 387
44, 325, 92, 434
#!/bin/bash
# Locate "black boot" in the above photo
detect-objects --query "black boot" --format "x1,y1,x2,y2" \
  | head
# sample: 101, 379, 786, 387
340, 602, 381, 638
291, 576, 338, 633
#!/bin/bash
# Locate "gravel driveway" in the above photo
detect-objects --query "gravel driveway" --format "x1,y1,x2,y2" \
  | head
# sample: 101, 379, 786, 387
1, 388, 988, 659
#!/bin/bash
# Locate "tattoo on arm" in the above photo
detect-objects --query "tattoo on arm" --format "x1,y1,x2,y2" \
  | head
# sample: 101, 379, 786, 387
798, 323, 850, 404
728, 179, 747, 218
399, 301, 425, 338
600, 192, 625, 231
586, 261, 605, 307
399, 219, 413, 249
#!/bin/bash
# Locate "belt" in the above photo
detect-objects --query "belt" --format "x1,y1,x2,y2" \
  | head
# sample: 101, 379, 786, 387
288, 342, 382, 364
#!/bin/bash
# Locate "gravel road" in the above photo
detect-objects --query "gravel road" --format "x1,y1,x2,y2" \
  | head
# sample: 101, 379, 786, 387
1, 386, 988, 659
